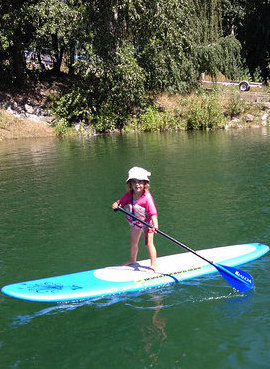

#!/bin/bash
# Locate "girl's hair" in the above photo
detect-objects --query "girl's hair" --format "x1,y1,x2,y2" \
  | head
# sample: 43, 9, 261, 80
128, 180, 150, 193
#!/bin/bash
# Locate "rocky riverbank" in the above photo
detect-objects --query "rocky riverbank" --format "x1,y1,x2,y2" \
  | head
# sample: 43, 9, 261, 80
0, 85, 56, 139
0, 109, 55, 140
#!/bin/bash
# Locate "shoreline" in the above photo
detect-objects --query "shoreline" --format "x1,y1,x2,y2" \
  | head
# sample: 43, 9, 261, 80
1, 89, 269, 140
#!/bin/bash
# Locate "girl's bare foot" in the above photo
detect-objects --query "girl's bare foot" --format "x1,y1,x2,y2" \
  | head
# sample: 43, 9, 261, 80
122, 260, 137, 266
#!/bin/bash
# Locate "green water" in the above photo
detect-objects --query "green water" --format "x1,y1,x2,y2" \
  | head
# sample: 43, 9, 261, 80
0, 129, 269, 369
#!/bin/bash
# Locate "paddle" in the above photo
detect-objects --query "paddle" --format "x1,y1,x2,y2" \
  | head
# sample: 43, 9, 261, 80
115, 206, 254, 293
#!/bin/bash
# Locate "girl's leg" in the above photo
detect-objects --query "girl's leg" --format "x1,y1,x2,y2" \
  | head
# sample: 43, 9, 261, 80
145, 232, 157, 271
123, 227, 142, 266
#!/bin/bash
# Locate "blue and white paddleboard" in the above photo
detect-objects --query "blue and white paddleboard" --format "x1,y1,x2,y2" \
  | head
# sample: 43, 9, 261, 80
1, 243, 269, 303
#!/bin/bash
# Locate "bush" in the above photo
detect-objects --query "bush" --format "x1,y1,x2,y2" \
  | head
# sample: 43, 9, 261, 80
51, 86, 92, 127
186, 93, 225, 130
226, 94, 250, 118
93, 105, 118, 133
54, 118, 69, 137
127, 105, 180, 132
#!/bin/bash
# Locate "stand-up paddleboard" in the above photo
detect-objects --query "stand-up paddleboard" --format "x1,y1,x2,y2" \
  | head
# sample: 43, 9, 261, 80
1, 243, 269, 303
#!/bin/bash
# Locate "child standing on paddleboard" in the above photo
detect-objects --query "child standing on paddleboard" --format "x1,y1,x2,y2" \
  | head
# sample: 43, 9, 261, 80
112, 167, 158, 272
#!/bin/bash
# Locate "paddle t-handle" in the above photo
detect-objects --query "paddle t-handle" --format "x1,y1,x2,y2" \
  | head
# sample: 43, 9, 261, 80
114, 205, 254, 293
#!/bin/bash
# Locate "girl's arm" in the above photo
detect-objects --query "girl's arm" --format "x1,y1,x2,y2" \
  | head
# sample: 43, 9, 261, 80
112, 192, 131, 209
151, 214, 158, 232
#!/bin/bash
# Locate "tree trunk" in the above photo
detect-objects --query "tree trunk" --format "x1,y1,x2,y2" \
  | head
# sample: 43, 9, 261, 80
51, 33, 65, 74
10, 44, 26, 88
69, 43, 75, 75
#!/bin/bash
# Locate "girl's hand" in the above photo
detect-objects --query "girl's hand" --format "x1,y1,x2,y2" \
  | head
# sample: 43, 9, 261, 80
152, 226, 158, 233
112, 201, 119, 210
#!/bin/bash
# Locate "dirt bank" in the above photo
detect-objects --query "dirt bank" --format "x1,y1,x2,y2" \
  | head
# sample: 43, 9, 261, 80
0, 81, 58, 140
0, 109, 55, 140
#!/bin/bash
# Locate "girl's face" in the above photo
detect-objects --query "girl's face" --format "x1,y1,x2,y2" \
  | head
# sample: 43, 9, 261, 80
131, 179, 145, 196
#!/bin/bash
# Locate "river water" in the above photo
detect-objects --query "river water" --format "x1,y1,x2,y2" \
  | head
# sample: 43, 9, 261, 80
0, 128, 269, 369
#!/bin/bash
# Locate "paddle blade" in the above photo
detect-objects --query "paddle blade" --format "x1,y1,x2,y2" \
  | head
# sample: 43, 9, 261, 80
215, 264, 254, 293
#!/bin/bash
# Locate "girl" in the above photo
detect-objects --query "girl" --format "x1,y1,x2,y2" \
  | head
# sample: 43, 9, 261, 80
112, 166, 158, 271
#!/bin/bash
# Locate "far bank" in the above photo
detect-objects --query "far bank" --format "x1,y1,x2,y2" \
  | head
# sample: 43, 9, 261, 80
0, 87, 269, 140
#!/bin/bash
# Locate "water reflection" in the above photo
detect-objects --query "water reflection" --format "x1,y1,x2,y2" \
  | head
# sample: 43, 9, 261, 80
140, 293, 167, 367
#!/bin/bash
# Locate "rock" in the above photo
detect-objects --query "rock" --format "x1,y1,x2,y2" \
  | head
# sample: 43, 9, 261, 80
225, 118, 240, 129
7, 105, 21, 118
261, 102, 270, 109
75, 123, 82, 132
1, 101, 53, 125
24, 104, 35, 114
261, 113, 268, 126
245, 114, 254, 122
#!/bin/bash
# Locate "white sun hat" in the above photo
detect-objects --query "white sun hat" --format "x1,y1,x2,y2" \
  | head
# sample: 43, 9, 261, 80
126, 167, 151, 183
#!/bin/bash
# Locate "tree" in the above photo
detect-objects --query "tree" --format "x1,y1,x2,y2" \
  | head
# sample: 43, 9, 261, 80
0, 0, 37, 86
128, 0, 196, 91
51, 0, 244, 129
27, 0, 84, 74
190, 0, 241, 80
0, 0, 84, 85
222, 0, 270, 81
238, 0, 270, 81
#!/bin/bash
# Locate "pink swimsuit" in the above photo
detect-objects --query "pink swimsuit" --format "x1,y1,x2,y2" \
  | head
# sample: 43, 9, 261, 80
118, 190, 157, 243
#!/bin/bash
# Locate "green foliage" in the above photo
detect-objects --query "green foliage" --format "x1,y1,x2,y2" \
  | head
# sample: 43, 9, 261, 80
131, 0, 197, 92
237, 64, 264, 83
208, 36, 241, 79
125, 91, 227, 132
28, 0, 84, 72
93, 106, 118, 133
0, 1, 35, 85
192, 0, 242, 80
97, 43, 147, 127
51, 86, 92, 126
127, 105, 180, 132
54, 119, 69, 137
52, 43, 147, 132
226, 94, 250, 118
186, 93, 225, 130
140, 106, 162, 132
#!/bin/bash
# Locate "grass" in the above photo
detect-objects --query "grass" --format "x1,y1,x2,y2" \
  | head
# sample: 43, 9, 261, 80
151, 86, 270, 131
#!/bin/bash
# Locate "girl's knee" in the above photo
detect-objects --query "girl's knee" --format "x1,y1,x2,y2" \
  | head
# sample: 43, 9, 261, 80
144, 231, 154, 245
145, 241, 155, 250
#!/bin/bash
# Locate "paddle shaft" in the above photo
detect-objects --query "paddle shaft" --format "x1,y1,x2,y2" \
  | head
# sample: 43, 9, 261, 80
116, 206, 215, 267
